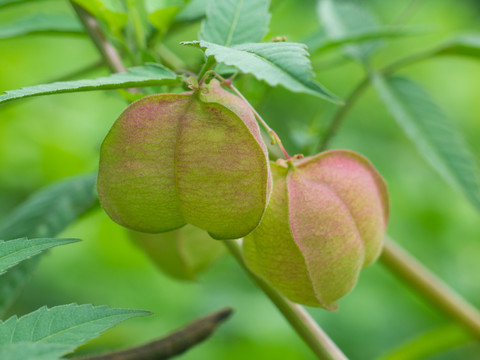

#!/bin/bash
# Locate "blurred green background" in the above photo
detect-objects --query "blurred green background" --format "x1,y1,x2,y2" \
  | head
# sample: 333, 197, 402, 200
1, 0, 480, 359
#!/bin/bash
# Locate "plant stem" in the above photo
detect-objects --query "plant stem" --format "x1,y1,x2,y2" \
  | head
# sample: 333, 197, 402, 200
224, 240, 348, 360
197, 56, 216, 84
70, 2, 127, 74
317, 78, 369, 152
380, 239, 480, 340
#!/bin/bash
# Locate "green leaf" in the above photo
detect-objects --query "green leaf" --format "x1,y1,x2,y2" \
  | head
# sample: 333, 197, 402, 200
317, 0, 382, 62
175, 0, 209, 22
434, 33, 480, 59
184, 41, 340, 102
0, 342, 69, 360
146, 0, 186, 33
0, 175, 97, 316
72, 0, 128, 35
0, 64, 178, 105
0, 304, 150, 358
379, 325, 471, 360
0, 261, 37, 318
373, 74, 480, 211
0, 175, 97, 239
0, 14, 83, 40
0, 238, 79, 276
199, 0, 270, 46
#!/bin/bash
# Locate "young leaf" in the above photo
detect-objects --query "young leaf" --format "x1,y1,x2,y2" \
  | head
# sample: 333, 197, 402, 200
317, 0, 382, 62
434, 33, 480, 59
0, 304, 150, 358
0, 14, 83, 39
0, 64, 178, 105
184, 41, 340, 103
373, 74, 480, 211
0, 238, 79, 275
0, 175, 97, 316
199, 0, 270, 46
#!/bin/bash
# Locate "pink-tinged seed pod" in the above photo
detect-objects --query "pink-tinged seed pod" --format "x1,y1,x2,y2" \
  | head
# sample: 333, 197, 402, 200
97, 80, 271, 240
243, 150, 389, 310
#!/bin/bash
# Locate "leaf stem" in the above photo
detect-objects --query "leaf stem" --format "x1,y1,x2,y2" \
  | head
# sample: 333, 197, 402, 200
317, 78, 369, 152
219, 78, 292, 159
224, 240, 348, 360
380, 239, 480, 340
197, 56, 216, 85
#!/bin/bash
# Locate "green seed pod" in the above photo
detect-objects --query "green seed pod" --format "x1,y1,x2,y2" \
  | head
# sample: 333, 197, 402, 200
243, 150, 389, 310
97, 80, 271, 240
129, 225, 225, 281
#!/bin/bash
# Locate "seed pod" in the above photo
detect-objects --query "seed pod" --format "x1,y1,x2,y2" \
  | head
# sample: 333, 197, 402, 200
97, 80, 271, 240
129, 225, 225, 281
243, 150, 389, 310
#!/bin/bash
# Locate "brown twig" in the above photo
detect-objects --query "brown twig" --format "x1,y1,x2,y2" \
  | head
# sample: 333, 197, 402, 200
78, 308, 233, 360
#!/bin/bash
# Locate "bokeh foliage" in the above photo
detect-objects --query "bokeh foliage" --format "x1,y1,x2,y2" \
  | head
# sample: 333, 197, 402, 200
1, 0, 480, 359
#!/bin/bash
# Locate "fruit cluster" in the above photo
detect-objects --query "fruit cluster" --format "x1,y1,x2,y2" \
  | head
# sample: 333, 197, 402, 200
97, 80, 389, 309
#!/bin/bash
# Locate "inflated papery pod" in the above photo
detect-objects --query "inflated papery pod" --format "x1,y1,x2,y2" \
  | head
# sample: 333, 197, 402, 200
243, 150, 389, 310
98, 80, 271, 240
129, 225, 225, 281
